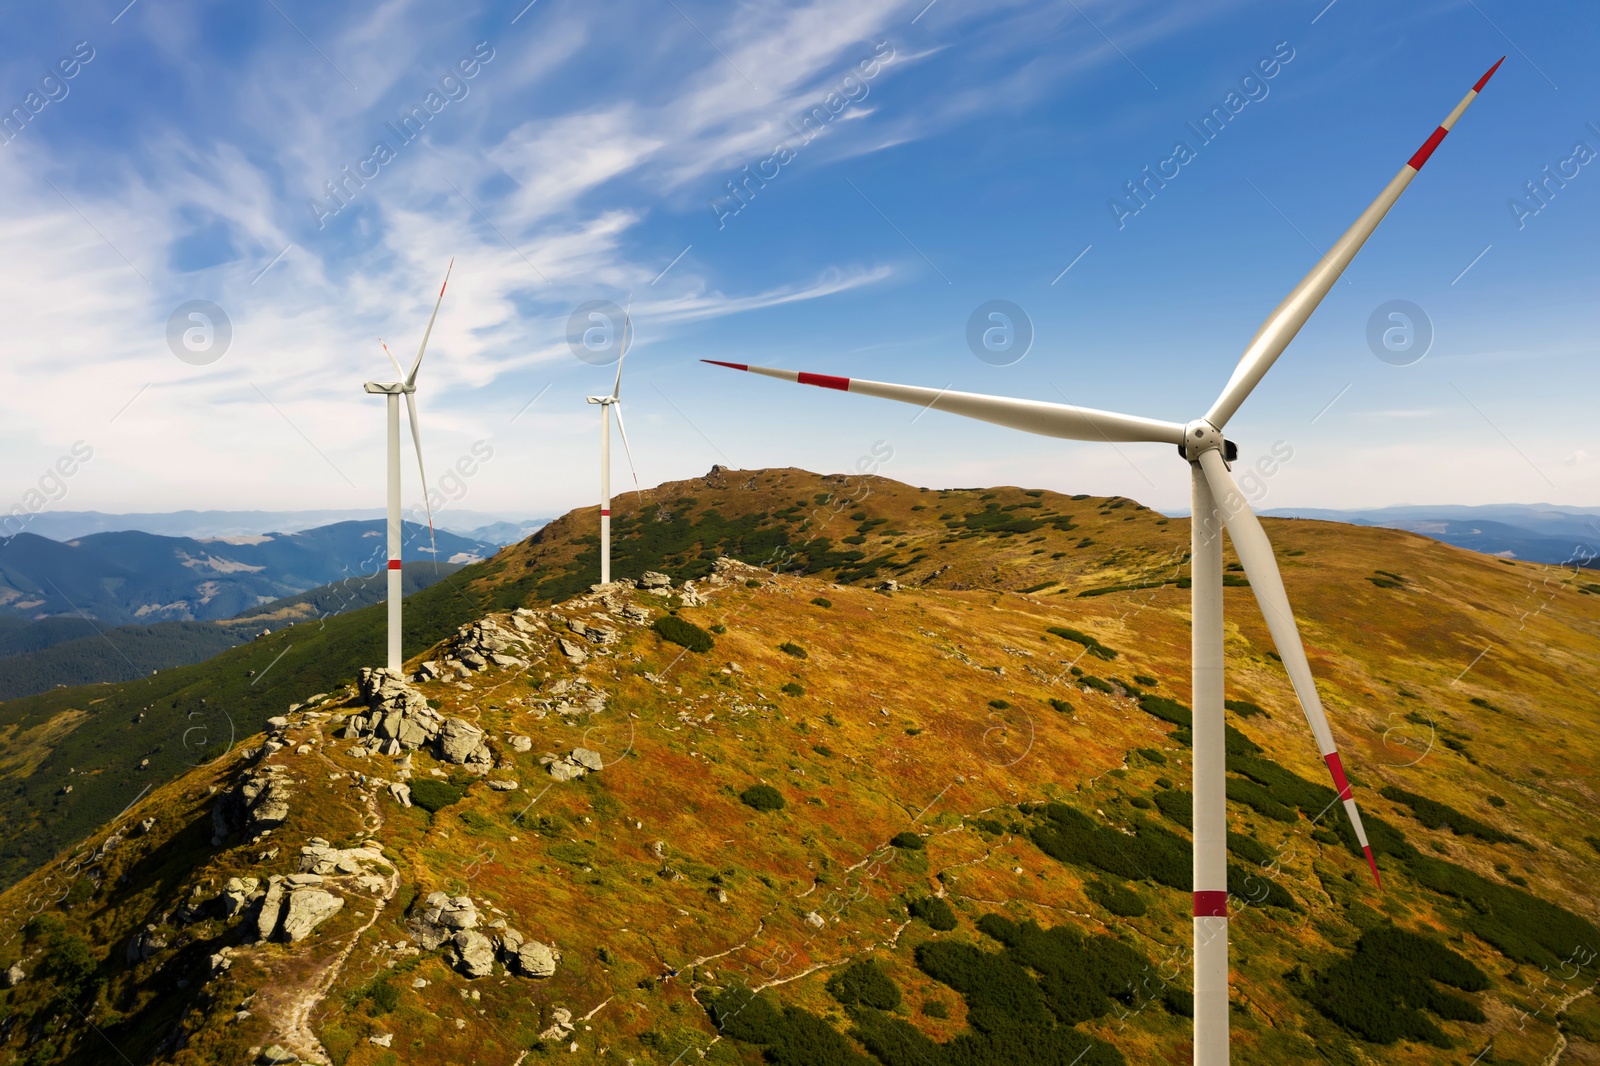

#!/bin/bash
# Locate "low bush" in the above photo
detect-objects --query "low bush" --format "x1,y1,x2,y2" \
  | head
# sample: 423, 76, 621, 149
740, 784, 786, 812
890, 832, 925, 850
1046, 626, 1119, 659
409, 779, 464, 813
827, 959, 901, 1011
1225, 698, 1270, 719
1380, 785, 1521, 845
909, 895, 958, 931
1084, 878, 1146, 917
1048, 698, 1074, 715
778, 642, 808, 659
1307, 925, 1487, 1046
652, 615, 714, 652
781, 682, 804, 697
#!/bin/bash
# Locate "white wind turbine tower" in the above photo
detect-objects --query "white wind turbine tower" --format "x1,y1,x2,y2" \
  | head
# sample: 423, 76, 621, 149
587, 304, 641, 585
364, 258, 452, 672
704, 60, 1502, 1065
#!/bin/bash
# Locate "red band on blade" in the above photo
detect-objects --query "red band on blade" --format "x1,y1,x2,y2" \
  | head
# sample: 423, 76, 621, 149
1364, 845, 1383, 888
388, 560, 402, 570
1324, 752, 1353, 800
797, 371, 850, 391
1474, 56, 1506, 93
1408, 126, 1450, 171
702, 360, 749, 371
1193, 891, 1229, 918
600, 509, 611, 517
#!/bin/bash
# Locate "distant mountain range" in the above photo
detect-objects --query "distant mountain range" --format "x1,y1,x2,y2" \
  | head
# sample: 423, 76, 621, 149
0, 563, 462, 701
3, 508, 549, 545
1260, 504, 1600, 567
0, 519, 496, 626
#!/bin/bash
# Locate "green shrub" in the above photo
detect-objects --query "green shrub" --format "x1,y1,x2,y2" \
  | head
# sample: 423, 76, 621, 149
367, 980, 400, 1015
1153, 790, 1192, 828
1079, 675, 1113, 695
1134, 746, 1167, 765
653, 615, 714, 652
1307, 925, 1487, 1046
1084, 878, 1146, 917
740, 784, 786, 812
888, 831, 924, 850
1046, 626, 1118, 660
810, 597, 832, 608
921, 999, 949, 1018
781, 682, 804, 697
778, 642, 808, 659
1380, 785, 1521, 845
826, 959, 900, 1011
409, 779, 464, 813
988, 698, 1010, 709
744, 578, 762, 588
1128, 796, 1154, 810
1486, 795, 1506, 808
710, 623, 727, 634
1048, 698, 1074, 715
812, 744, 834, 758
1133, 674, 1158, 687
909, 895, 957, 931
1225, 698, 1269, 718
458, 810, 495, 832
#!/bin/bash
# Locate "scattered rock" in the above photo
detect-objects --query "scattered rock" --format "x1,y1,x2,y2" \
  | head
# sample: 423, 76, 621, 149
369, 1033, 393, 1047
509, 735, 533, 752
548, 760, 586, 782
219, 876, 261, 918
570, 747, 604, 771
255, 878, 287, 941
437, 718, 493, 772
558, 637, 588, 663
2, 963, 24, 988
389, 782, 412, 807
804, 911, 825, 929
640, 571, 672, 589
488, 779, 519, 791
258, 1045, 298, 1064
133, 817, 157, 836
539, 1007, 575, 1041
408, 892, 479, 949
125, 925, 168, 964
211, 764, 294, 842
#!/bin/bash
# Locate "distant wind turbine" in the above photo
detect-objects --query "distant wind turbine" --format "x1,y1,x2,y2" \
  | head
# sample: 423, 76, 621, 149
365, 258, 452, 672
587, 303, 641, 585
705, 60, 1503, 1065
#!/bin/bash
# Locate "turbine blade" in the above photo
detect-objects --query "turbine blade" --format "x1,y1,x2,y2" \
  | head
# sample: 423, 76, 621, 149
1206, 57, 1503, 428
613, 402, 642, 501
701, 360, 1184, 444
1195, 448, 1382, 887
612, 297, 631, 400
380, 337, 404, 379
407, 257, 454, 387
404, 391, 436, 559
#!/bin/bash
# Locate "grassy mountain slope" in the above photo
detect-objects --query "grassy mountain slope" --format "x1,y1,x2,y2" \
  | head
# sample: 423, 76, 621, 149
0, 468, 1596, 1065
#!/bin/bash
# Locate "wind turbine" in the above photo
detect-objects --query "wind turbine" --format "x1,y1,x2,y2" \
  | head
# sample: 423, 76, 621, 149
586, 303, 641, 585
703, 60, 1502, 1065
364, 258, 452, 672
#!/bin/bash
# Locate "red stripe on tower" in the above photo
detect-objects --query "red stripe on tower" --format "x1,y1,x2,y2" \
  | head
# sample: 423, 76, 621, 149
1407, 126, 1450, 171
601, 509, 611, 517
797, 371, 850, 391
1193, 891, 1229, 918
388, 559, 402, 570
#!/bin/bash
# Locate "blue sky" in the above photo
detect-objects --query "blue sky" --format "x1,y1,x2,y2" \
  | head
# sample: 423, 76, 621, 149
0, 0, 1595, 525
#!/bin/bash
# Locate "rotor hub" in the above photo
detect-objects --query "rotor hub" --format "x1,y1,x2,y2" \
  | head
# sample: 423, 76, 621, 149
1179, 419, 1236, 463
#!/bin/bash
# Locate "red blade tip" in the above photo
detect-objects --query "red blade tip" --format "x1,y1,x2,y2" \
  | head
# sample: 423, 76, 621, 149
1363, 845, 1383, 889
702, 360, 749, 371
1474, 56, 1505, 93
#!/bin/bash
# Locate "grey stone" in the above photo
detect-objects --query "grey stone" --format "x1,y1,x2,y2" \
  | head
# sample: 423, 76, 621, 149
1, 963, 23, 988
255, 878, 287, 941
640, 571, 672, 588
487, 779, 518, 791
219, 876, 260, 918
557, 637, 587, 663
570, 748, 604, 772
280, 888, 344, 942
259, 1045, 298, 1064
548, 760, 585, 782
452, 929, 495, 978
509, 735, 532, 752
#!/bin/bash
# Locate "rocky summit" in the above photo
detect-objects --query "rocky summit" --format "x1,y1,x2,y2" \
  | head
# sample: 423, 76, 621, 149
0, 469, 1596, 1066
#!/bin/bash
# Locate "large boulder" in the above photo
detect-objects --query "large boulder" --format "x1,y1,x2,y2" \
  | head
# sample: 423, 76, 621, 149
500, 928, 559, 978
452, 929, 495, 977
255, 877, 287, 941
219, 876, 260, 918
436, 718, 492, 771
280, 888, 344, 942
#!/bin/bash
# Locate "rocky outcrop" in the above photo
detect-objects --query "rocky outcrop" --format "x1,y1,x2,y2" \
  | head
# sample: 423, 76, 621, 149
125, 925, 168, 964
255, 878, 287, 941
345, 670, 492, 771
545, 747, 604, 780
498, 927, 559, 977
279, 888, 344, 942
298, 838, 388, 876
2, 963, 23, 988
220, 877, 262, 918
640, 571, 672, 589
407, 891, 478, 950
427, 618, 533, 680
211, 764, 294, 843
